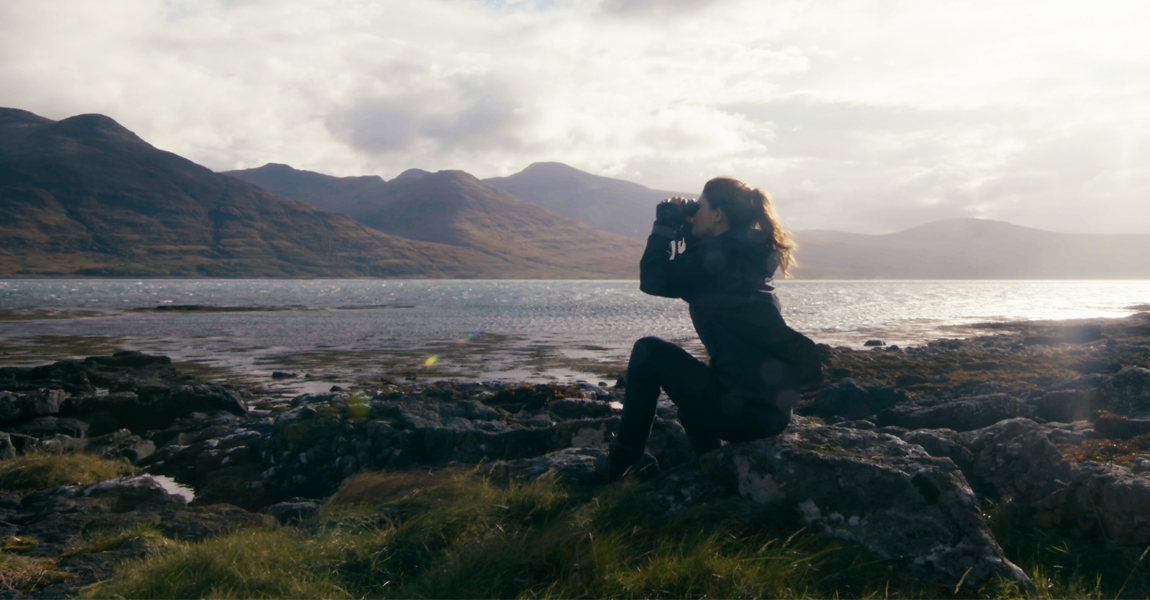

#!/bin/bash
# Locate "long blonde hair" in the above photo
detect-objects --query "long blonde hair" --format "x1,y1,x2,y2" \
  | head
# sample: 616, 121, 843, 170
702, 177, 797, 277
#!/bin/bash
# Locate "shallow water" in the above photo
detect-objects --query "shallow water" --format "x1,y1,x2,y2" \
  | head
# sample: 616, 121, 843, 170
2, 279, 1148, 385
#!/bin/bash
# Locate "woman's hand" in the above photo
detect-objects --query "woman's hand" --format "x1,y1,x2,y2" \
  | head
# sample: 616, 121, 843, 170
656, 197, 689, 224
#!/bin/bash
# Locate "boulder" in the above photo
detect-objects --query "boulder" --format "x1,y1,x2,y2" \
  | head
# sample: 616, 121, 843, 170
1092, 414, 1150, 440
956, 418, 1072, 507
83, 476, 187, 513
548, 398, 614, 420
877, 394, 1035, 432
0, 432, 15, 460
900, 429, 975, 470
1034, 389, 1101, 423
60, 384, 246, 434
805, 379, 907, 420
84, 429, 156, 464
5, 416, 90, 439
0, 389, 69, 424
485, 447, 606, 487
1098, 368, 1150, 416
702, 425, 1033, 591
262, 393, 692, 500
1068, 462, 1150, 545
259, 499, 321, 524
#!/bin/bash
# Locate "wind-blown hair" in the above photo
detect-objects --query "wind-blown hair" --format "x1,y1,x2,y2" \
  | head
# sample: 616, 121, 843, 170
702, 177, 797, 278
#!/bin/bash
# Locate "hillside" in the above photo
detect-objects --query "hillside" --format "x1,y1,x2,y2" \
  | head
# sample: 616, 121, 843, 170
357, 170, 645, 278
483, 162, 691, 240
792, 219, 1150, 279
220, 163, 389, 217
0, 109, 538, 278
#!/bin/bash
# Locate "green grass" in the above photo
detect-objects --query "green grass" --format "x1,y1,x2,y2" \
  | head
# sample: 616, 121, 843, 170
75, 468, 1150, 599
0, 450, 135, 492
83, 470, 945, 599
61, 523, 173, 559
986, 500, 1150, 599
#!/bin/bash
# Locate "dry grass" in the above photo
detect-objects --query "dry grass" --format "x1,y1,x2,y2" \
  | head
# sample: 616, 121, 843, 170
0, 451, 135, 492
0, 553, 77, 594
1060, 433, 1150, 467
61, 523, 173, 559
73, 468, 1150, 599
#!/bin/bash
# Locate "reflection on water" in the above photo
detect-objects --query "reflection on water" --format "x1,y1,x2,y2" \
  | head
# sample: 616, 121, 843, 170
1, 279, 1148, 382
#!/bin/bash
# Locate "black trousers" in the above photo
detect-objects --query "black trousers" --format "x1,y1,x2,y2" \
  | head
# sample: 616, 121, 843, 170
617, 336, 791, 456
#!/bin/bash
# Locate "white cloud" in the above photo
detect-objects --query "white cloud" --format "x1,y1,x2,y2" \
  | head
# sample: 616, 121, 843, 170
1, 0, 1149, 233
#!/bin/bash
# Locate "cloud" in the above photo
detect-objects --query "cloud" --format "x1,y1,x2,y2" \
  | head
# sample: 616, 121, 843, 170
326, 74, 527, 155
2, 0, 1149, 233
597, 0, 721, 17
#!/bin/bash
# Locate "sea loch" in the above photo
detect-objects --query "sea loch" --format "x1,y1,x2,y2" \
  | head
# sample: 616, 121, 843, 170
3, 279, 1149, 385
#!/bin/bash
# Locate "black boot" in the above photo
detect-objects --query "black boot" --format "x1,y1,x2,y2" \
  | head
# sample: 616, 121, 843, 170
597, 441, 659, 482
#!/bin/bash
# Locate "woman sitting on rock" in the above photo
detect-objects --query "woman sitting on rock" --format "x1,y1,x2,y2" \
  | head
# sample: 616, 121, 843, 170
602, 176, 819, 480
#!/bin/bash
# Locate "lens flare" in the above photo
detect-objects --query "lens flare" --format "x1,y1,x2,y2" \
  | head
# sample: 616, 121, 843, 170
422, 355, 438, 366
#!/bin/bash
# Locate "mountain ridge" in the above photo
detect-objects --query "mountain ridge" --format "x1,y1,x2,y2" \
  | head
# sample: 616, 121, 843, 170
0, 108, 631, 278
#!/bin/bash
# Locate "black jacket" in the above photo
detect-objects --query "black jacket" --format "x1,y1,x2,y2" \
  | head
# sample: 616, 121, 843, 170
640, 225, 815, 408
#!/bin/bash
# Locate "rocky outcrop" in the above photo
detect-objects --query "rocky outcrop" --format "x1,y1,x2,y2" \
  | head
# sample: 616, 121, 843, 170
0, 474, 274, 596
0, 351, 247, 437
259, 391, 690, 500
701, 424, 1033, 591
803, 378, 906, 421
878, 393, 1035, 432
2, 319, 1150, 598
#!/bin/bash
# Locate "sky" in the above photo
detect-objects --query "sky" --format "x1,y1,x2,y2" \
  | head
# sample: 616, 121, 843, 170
2, 0, 1149, 234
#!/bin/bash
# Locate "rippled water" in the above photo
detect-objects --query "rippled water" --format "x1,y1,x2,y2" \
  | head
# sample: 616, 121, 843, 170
2, 279, 1148, 383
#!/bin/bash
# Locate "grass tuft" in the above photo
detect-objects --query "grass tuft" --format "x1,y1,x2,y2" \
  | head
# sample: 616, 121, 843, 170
0, 553, 77, 594
61, 523, 173, 559
80, 527, 349, 600
0, 450, 135, 492
77, 468, 1150, 599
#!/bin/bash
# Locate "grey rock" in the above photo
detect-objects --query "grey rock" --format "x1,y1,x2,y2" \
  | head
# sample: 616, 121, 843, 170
549, 398, 613, 420
806, 379, 907, 420
1049, 373, 1113, 391
836, 419, 877, 430
83, 475, 187, 513
1034, 389, 1100, 423
60, 383, 246, 434
21, 434, 86, 455
877, 394, 1035, 432
640, 466, 729, 513
5, 416, 89, 439
85, 429, 156, 463
1068, 461, 1150, 545
901, 429, 975, 470
260, 499, 321, 524
485, 447, 606, 487
1044, 421, 1095, 446
0, 389, 68, 424
702, 425, 1033, 591
21, 485, 81, 509
0, 431, 14, 460
1099, 367, 1150, 416
1093, 414, 1150, 440
957, 418, 1072, 507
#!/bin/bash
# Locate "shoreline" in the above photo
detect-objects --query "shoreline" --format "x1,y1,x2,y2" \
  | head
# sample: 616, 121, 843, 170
1, 310, 1150, 595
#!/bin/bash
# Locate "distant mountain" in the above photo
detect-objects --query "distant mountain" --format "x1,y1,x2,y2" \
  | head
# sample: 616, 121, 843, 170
792, 219, 1150, 279
0, 108, 589, 278
483, 162, 692, 240
220, 163, 389, 217
356, 170, 644, 277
